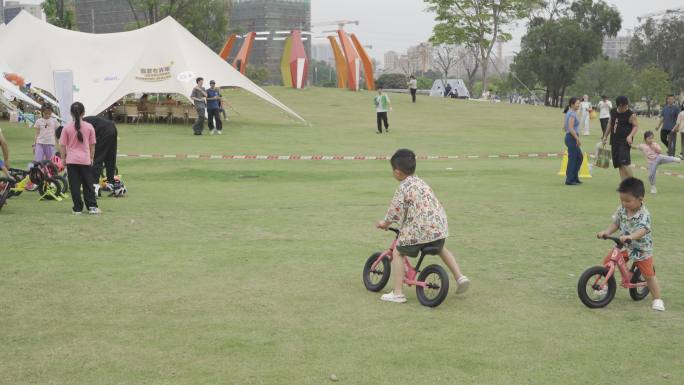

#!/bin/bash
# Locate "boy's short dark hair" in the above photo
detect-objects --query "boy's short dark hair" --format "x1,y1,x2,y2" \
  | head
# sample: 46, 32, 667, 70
644, 130, 654, 139
196, 77, 204, 84
617, 177, 645, 198
616, 95, 629, 107
390, 149, 416, 175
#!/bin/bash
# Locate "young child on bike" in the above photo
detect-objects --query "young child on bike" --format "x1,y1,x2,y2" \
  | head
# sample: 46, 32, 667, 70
375, 148, 469, 303
596, 177, 665, 311
0, 127, 10, 178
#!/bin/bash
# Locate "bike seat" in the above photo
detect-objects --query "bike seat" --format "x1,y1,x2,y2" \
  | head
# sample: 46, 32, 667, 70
420, 246, 441, 256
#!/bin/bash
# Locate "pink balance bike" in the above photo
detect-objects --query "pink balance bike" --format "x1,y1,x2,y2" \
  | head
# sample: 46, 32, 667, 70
363, 228, 449, 307
577, 236, 649, 308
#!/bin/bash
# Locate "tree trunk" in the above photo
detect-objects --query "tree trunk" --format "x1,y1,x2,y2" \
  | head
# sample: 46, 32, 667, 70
544, 88, 550, 106
481, 59, 489, 98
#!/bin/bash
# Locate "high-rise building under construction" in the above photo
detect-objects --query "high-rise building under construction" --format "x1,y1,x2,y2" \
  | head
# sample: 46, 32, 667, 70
229, 0, 311, 84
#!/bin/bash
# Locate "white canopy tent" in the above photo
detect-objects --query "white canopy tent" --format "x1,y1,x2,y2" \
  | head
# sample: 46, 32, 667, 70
0, 11, 305, 122
429, 79, 470, 99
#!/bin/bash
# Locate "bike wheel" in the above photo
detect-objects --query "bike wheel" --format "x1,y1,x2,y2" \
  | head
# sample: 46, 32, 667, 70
629, 266, 650, 301
37, 178, 62, 200
56, 175, 69, 193
416, 264, 449, 307
363, 252, 391, 292
0, 177, 12, 211
577, 266, 616, 308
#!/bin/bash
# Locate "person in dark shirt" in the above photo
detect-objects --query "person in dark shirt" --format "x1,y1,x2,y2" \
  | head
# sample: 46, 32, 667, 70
83, 116, 118, 189
206, 80, 223, 135
655, 95, 681, 156
602, 95, 639, 180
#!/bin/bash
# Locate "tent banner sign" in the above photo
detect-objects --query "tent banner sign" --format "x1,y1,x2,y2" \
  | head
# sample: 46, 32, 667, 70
136, 61, 174, 82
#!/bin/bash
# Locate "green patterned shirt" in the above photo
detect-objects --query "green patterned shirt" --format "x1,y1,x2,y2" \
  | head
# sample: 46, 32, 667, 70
613, 204, 653, 260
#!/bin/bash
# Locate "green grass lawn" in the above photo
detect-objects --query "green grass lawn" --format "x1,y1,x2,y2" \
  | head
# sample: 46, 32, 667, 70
1, 87, 683, 384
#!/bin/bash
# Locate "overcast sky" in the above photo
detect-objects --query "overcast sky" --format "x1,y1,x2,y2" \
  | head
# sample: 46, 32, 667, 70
17, 0, 684, 62
311, 0, 684, 62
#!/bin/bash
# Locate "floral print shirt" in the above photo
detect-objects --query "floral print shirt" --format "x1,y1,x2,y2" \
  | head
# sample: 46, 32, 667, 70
384, 175, 449, 246
613, 204, 652, 260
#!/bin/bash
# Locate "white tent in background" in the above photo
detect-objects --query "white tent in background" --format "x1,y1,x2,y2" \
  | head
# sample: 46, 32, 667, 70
429, 79, 470, 99
0, 11, 305, 122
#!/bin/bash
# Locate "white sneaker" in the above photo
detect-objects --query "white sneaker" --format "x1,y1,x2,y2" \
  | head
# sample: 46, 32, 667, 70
594, 287, 608, 297
217, 130, 223, 135
650, 186, 657, 194
88, 207, 101, 214
380, 291, 407, 303
675, 157, 682, 163
455, 276, 470, 294
93, 184, 101, 198
652, 299, 665, 311
72, 210, 82, 215
210, 129, 216, 135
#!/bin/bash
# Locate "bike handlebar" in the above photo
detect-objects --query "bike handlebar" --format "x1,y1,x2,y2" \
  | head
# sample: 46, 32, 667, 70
599, 235, 631, 247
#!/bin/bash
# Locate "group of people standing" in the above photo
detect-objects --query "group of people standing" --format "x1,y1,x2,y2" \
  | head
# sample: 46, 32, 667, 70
191, 77, 225, 136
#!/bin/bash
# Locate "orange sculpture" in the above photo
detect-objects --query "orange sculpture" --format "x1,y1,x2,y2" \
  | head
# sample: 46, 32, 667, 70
337, 30, 360, 91
350, 34, 375, 91
219, 34, 237, 61
328, 36, 348, 89
232, 32, 256, 74
4, 73, 25, 87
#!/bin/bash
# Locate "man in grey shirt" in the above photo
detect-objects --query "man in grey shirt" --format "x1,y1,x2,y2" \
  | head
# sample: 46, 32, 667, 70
191, 77, 207, 135
655, 95, 681, 155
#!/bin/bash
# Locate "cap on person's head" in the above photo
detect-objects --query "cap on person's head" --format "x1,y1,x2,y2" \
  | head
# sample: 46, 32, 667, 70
210, 80, 216, 85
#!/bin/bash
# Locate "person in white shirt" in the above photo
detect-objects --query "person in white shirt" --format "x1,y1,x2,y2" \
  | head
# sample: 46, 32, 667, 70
407, 75, 418, 103
671, 102, 684, 159
579, 94, 592, 136
597, 95, 613, 136
32, 104, 60, 162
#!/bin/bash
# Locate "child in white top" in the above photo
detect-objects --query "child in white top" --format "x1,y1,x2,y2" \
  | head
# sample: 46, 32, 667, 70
33, 104, 59, 162
638, 130, 681, 194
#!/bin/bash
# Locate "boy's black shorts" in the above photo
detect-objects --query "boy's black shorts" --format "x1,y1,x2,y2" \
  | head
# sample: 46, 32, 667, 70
611, 143, 631, 168
396, 238, 445, 258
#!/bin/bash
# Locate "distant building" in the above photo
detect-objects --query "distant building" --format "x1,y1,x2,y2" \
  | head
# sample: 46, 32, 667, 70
603, 35, 632, 59
312, 43, 334, 66
407, 43, 433, 74
383, 51, 400, 72
229, 0, 311, 84
4, 0, 43, 24
1, 0, 4, 25
74, 0, 142, 33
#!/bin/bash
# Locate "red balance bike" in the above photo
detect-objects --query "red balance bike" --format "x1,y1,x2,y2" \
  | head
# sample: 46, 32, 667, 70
577, 236, 649, 308
363, 228, 449, 307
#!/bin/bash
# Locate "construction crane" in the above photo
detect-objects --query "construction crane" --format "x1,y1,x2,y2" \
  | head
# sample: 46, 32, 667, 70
311, 20, 359, 30
637, 7, 684, 22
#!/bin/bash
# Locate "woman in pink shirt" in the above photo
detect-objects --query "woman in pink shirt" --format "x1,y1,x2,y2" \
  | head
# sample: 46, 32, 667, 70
638, 130, 681, 194
58, 102, 100, 214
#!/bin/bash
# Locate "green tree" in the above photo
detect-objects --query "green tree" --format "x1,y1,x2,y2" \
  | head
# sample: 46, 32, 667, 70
375, 74, 409, 89
42, 0, 75, 30
635, 65, 671, 116
246, 67, 270, 86
125, 0, 230, 51
426, 0, 542, 97
626, 16, 684, 90
309, 60, 337, 87
568, 59, 636, 102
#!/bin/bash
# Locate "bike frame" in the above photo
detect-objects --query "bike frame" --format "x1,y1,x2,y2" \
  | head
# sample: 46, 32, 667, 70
370, 232, 429, 289
596, 245, 648, 290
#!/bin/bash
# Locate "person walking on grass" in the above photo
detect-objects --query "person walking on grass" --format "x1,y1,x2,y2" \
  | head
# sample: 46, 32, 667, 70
672, 102, 684, 158
408, 75, 417, 103
190, 77, 207, 136
206, 80, 223, 135
374, 87, 391, 134
579, 94, 592, 136
602, 96, 639, 180
58, 102, 99, 215
597, 95, 612, 136
564, 97, 583, 185
655, 95, 681, 156
638, 131, 681, 194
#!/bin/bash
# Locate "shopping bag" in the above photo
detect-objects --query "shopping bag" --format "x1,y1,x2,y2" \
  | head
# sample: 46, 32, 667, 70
594, 142, 611, 169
